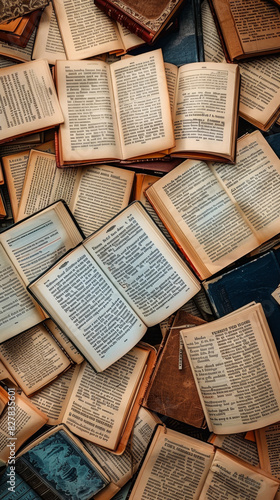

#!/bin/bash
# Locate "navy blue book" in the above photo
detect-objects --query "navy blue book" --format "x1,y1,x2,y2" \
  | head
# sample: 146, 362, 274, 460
16, 426, 109, 500
203, 250, 280, 354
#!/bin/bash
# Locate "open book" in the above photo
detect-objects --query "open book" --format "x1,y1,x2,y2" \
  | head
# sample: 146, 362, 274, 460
0, 201, 84, 341
208, 0, 280, 61
166, 61, 240, 163
146, 130, 280, 279
28, 201, 200, 371
129, 425, 280, 499
181, 303, 280, 435
55, 49, 174, 167
16, 150, 135, 237
0, 60, 64, 144
29, 345, 156, 453
255, 422, 280, 499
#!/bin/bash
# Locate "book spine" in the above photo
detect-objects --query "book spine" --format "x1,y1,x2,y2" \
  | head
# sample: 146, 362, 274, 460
16, 458, 62, 500
94, 0, 154, 43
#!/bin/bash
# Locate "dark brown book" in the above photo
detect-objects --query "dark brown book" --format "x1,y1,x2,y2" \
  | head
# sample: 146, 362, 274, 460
0, 10, 41, 47
0, 0, 49, 24
94, 0, 185, 44
142, 310, 206, 428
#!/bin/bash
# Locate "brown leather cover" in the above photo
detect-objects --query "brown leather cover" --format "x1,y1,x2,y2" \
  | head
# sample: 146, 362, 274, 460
143, 310, 206, 428
0, 0, 49, 24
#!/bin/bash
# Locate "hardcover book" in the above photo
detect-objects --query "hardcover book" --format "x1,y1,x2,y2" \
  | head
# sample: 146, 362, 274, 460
0, 0, 49, 24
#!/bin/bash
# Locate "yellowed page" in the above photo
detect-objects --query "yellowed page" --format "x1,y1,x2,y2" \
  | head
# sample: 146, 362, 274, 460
63, 349, 148, 450
56, 59, 121, 163
29, 364, 78, 425
53, 0, 123, 59
256, 423, 280, 499
84, 202, 200, 326
110, 49, 174, 159
201, 0, 225, 63
164, 62, 178, 117
0, 60, 64, 143
117, 23, 144, 52
145, 159, 258, 278
212, 131, 280, 244
0, 392, 48, 462
198, 449, 279, 499
239, 56, 280, 130
0, 323, 70, 395
32, 2, 66, 65
44, 318, 84, 364
181, 304, 280, 434
69, 164, 134, 237
171, 62, 239, 159
17, 151, 80, 222
0, 244, 44, 341
28, 244, 147, 372
1, 141, 55, 220
129, 426, 215, 499
208, 433, 259, 466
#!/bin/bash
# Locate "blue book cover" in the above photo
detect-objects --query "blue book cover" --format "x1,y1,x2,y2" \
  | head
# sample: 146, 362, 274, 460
17, 428, 108, 500
203, 251, 280, 353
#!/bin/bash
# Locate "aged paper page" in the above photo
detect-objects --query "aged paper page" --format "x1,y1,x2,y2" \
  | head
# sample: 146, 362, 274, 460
32, 2, 66, 65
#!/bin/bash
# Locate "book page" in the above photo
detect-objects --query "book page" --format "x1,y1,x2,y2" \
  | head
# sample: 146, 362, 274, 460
1, 141, 55, 220
146, 159, 258, 278
171, 62, 238, 157
84, 202, 200, 326
209, 433, 259, 466
239, 56, 280, 129
198, 449, 279, 499
229, 0, 280, 54
56, 59, 121, 163
0, 202, 83, 285
164, 62, 178, 116
17, 151, 80, 222
212, 131, 280, 243
32, 2, 66, 65
110, 49, 174, 159
256, 422, 280, 499
181, 304, 280, 434
29, 364, 78, 425
63, 349, 148, 450
117, 23, 144, 51
0, 60, 64, 143
29, 245, 147, 371
0, 244, 44, 341
44, 318, 84, 364
129, 427, 215, 500
70, 164, 134, 237
0, 323, 70, 395
84, 407, 159, 491
201, 0, 225, 63
53, 0, 123, 60
0, 393, 47, 462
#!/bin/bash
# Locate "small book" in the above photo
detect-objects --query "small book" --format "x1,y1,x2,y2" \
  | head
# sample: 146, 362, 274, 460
142, 310, 206, 428
55, 50, 174, 167
0, 0, 49, 24
181, 302, 280, 434
93, 0, 185, 44
0, 60, 64, 144
0, 10, 41, 47
16, 425, 110, 500
27, 201, 200, 372
129, 425, 280, 499
145, 131, 280, 279
208, 0, 280, 62
0, 200, 84, 341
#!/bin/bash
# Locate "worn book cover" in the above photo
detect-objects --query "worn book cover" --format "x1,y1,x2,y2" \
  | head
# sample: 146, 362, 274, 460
0, 0, 49, 24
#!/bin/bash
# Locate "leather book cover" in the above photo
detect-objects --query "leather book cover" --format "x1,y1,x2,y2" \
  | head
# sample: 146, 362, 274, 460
143, 310, 206, 428
94, 0, 185, 44
0, 10, 42, 47
0, 0, 49, 24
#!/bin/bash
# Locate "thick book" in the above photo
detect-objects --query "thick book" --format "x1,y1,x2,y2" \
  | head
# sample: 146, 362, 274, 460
55, 50, 174, 167
0, 60, 64, 144
142, 310, 206, 428
129, 426, 279, 499
208, 0, 280, 62
145, 131, 280, 279
181, 303, 280, 434
0, 0, 49, 24
28, 345, 156, 453
0, 10, 42, 47
203, 250, 280, 355
93, 0, 185, 44
27, 201, 200, 372
0, 200, 84, 341
16, 425, 110, 500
